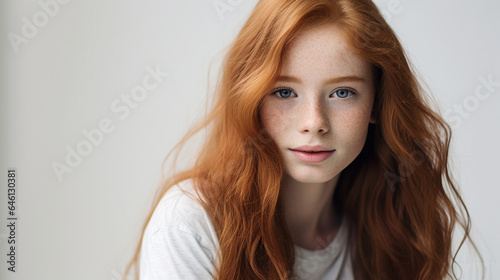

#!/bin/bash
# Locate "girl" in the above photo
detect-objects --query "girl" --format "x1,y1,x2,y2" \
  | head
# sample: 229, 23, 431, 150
126, 0, 483, 279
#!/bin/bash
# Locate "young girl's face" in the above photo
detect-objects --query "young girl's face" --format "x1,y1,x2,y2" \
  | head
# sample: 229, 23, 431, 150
259, 23, 376, 184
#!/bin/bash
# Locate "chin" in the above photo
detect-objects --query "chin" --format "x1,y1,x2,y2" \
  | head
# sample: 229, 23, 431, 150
285, 167, 339, 184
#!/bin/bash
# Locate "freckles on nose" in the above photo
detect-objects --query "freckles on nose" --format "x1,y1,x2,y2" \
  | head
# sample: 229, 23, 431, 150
301, 100, 327, 121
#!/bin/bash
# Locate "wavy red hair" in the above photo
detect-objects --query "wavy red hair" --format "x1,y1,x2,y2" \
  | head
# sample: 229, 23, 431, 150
125, 0, 483, 279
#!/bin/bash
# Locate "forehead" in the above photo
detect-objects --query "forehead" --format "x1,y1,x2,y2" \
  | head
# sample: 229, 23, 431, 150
281, 23, 372, 79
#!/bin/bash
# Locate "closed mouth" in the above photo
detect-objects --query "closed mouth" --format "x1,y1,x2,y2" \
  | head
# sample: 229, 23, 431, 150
289, 149, 334, 153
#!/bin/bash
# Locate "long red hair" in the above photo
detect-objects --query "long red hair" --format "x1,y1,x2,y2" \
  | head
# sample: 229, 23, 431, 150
125, 0, 483, 279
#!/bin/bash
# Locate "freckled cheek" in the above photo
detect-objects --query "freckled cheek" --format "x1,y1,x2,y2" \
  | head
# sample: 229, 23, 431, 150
259, 105, 290, 140
332, 108, 371, 139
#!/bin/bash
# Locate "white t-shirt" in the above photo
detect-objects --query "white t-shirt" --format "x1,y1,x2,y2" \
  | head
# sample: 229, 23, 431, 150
140, 179, 355, 280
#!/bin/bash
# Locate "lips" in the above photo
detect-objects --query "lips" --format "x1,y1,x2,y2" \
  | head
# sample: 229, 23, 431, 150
290, 145, 334, 152
289, 145, 335, 163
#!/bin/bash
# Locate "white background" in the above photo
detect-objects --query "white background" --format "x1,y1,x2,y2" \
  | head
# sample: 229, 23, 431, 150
1, 0, 498, 279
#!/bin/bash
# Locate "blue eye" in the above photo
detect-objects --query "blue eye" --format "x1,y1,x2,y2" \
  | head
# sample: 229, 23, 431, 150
273, 88, 295, 98
332, 89, 354, 98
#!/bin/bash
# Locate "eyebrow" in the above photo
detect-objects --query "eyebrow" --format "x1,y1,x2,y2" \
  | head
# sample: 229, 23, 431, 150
276, 75, 365, 85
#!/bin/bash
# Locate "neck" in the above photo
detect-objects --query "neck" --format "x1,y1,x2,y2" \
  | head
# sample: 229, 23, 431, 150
282, 173, 342, 250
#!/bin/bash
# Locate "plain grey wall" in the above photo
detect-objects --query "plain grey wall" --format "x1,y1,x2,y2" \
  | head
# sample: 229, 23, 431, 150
1, 0, 498, 279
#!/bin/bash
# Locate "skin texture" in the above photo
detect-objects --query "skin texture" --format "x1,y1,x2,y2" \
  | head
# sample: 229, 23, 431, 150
259, 23, 376, 250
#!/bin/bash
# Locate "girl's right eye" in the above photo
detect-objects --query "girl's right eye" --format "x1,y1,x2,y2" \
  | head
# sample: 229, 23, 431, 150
273, 88, 296, 99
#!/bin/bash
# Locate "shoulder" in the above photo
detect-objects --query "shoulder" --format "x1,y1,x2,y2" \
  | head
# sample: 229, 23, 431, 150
145, 178, 218, 249
140, 179, 220, 279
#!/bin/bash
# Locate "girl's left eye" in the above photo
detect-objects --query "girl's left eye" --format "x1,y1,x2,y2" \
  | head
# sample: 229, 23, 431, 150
332, 89, 355, 98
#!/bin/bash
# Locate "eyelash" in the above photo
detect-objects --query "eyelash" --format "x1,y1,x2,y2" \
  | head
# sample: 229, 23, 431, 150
271, 87, 357, 99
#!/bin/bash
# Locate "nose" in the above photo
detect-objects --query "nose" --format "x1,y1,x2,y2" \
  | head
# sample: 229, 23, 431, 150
298, 97, 330, 134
